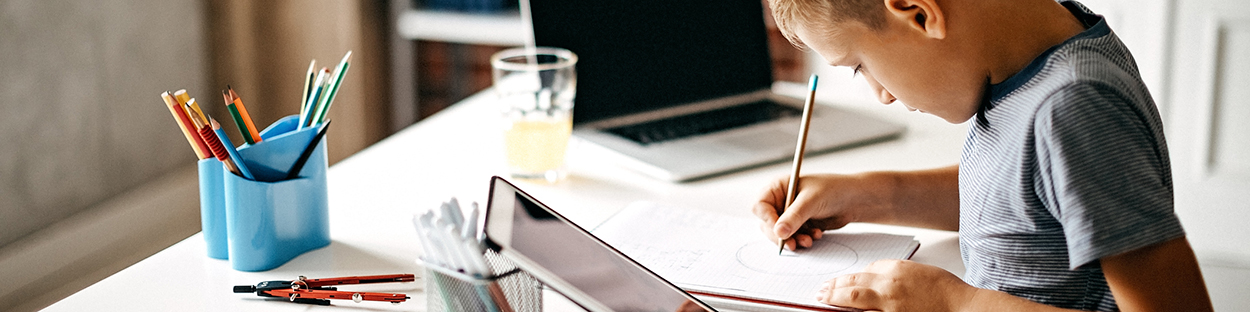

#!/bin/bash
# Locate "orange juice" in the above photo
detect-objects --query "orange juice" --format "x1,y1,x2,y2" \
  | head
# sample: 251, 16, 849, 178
504, 115, 573, 178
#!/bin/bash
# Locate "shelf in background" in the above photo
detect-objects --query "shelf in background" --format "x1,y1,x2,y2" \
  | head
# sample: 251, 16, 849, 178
396, 9, 524, 46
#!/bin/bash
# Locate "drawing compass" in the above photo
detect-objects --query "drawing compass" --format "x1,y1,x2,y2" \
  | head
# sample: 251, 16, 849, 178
233, 274, 415, 305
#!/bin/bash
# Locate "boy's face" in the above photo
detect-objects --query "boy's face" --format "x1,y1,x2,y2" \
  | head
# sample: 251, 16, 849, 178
796, 20, 984, 124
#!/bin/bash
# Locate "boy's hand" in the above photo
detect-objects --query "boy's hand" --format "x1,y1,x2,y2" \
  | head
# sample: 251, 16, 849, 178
752, 174, 882, 250
816, 260, 976, 312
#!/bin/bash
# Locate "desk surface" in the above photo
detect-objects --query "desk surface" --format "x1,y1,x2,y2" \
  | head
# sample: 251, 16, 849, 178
45, 83, 968, 311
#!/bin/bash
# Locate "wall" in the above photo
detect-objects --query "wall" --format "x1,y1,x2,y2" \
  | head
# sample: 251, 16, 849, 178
0, 0, 209, 310
0, 1, 395, 311
0, 0, 207, 252
205, 0, 392, 164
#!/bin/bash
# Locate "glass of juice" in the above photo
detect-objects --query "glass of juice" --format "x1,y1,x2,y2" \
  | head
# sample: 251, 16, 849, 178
491, 47, 577, 183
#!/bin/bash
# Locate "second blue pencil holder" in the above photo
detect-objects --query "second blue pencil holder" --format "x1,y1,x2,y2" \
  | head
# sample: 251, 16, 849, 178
198, 158, 228, 260
224, 115, 331, 272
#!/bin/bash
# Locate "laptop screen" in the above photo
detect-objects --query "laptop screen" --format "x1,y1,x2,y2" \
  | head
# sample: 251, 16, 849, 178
530, 0, 775, 124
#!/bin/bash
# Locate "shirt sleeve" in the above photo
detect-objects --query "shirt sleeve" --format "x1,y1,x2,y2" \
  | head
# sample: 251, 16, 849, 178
1032, 81, 1185, 270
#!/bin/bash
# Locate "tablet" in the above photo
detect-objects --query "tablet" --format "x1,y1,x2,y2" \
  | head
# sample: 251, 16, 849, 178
483, 176, 716, 312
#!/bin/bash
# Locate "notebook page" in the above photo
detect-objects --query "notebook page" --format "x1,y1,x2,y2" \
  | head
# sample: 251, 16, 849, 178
593, 201, 919, 309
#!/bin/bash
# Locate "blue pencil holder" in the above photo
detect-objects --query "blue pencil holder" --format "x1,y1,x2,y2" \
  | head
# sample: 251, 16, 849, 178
198, 158, 228, 260
223, 115, 331, 272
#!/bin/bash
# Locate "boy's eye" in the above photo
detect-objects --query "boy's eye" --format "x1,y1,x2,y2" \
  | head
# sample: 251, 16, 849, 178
852, 65, 863, 77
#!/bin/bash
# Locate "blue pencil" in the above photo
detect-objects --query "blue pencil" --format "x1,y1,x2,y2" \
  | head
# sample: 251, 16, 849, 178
299, 68, 330, 130
211, 119, 255, 180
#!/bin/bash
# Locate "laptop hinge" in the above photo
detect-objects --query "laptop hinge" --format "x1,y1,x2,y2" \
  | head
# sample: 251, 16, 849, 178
578, 89, 775, 129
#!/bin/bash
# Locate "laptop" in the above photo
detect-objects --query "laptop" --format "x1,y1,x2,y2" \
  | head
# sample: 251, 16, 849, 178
530, 0, 905, 182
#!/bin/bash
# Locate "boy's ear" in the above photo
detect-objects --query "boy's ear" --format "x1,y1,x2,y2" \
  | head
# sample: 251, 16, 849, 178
883, 0, 946, 39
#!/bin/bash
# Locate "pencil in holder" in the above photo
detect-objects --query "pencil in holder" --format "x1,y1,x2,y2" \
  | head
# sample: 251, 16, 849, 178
198, 158, 228, 260
422, 249, 543, 312
223, 115, 331, 271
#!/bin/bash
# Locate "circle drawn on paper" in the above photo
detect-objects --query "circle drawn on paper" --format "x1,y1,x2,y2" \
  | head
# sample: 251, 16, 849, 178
735, 240, 858, 276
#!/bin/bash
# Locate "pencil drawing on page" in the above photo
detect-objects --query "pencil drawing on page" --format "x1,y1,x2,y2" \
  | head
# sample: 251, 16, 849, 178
593, 201, 919, 308
735, 240, 859, 276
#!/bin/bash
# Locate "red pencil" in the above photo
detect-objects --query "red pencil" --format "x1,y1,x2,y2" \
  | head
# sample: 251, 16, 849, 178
162, 91, 211, 159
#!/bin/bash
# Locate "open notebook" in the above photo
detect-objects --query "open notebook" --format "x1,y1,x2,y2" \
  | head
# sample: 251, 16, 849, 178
593, 201, 920, 311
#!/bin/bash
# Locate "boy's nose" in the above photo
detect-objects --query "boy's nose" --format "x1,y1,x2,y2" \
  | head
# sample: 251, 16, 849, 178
877, 89, 897, 104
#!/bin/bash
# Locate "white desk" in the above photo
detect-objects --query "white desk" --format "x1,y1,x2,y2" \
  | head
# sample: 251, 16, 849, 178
45, 83, 968, 311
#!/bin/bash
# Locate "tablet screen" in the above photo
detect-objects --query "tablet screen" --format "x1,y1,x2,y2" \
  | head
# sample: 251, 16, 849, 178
486, 177, 712, 311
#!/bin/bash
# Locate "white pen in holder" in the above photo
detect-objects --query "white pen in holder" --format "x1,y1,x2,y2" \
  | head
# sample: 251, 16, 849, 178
415, 198, 542, 312
417, 248, 543, 312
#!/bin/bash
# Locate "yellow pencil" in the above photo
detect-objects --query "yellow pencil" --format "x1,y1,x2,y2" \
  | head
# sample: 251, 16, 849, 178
175, 89, 209, 126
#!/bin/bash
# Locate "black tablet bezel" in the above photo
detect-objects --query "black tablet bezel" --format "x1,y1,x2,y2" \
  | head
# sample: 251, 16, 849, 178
482, 176, 717, 312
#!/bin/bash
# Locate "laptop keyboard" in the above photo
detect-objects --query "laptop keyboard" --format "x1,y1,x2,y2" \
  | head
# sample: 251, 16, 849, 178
605, 100, 802, 145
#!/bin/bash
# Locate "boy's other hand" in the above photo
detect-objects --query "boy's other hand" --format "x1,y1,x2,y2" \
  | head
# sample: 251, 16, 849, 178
816, 260, 976, 312
752, 174, 878, 250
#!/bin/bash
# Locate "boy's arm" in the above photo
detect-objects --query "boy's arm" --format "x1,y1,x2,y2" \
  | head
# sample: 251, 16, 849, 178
818, 237, 1213, 312
875, 165, 961, 231
1101, 236, 1213, 312
961, 237, 1212, 311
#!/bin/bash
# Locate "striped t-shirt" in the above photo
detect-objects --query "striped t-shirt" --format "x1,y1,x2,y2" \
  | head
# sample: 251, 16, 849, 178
958, 1, 1185, 311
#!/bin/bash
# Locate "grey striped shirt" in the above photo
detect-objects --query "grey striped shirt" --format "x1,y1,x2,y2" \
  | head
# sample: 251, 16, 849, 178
958, 2, 1184, 311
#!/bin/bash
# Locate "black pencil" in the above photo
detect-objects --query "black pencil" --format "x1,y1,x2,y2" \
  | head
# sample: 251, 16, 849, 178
286, 120, 332, 180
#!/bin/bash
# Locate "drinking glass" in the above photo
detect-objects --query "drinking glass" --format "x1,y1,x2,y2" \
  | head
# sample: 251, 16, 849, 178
490, 47, 577, 183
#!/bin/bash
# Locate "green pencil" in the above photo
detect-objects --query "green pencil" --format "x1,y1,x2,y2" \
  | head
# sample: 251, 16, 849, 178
314, 63, 350, 124
223, 90, 255, 144
313, 51, 352, 125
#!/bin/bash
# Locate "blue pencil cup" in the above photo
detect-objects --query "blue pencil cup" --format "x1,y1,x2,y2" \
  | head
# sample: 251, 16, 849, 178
223, 115, 331, 271
198, 158, 228, 260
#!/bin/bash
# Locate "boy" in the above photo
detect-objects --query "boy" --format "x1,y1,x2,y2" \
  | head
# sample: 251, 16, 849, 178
752, 0, 1214, 311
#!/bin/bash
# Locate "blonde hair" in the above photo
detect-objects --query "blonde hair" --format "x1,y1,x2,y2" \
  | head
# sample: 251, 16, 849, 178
768, 0, 886, 49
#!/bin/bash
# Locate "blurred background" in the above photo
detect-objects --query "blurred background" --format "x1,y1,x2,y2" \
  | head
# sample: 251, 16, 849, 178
0, 1, 801, 310
1, 0, 1247, 310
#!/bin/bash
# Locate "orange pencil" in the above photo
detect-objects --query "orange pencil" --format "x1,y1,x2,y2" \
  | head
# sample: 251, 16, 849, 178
161, 91, 211, 159
227, 86, 262, 143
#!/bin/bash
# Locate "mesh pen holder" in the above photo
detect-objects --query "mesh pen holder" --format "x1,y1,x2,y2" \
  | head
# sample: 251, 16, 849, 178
420, 249, 543, 312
